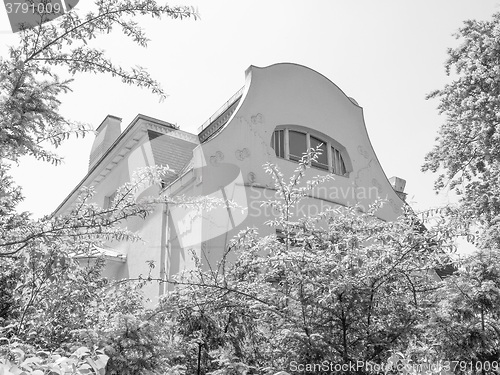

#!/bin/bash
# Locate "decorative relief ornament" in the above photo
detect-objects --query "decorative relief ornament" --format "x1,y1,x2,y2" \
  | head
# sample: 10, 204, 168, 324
247, 172, 256, 184
210, 151, 224, 165
251, 113, 264, 125
235, 148, 251, 161
357, 145, 369, 159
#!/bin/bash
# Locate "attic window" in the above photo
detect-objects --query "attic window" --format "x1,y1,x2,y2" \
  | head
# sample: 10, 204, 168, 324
310, 136, 328, 170
270, 127, 349, 176
272, 129, 285, 158
288, 130, 307, 162
332, 147, 346, 176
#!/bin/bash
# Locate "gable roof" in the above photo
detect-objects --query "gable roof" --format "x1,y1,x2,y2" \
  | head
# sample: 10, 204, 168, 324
147, 130, 197, 186
53, 114, 198, 216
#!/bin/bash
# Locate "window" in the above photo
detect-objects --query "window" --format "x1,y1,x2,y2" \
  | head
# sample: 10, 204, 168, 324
270, 129, 285, 158
270, 127, 348, 176
332, 147, 346, 176
288, 131, 307, 162
310, 136, 328, 170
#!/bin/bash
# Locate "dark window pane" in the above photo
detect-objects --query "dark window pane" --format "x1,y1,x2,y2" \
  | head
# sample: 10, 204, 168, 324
340, 155, 346, 175
289, 131, 307, 161
310, 136, 328, 170
332, 147, 347, 175
271, 130, 284, 158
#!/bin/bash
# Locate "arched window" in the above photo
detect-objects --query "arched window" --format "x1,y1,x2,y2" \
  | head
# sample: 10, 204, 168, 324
270, 127, 348, 176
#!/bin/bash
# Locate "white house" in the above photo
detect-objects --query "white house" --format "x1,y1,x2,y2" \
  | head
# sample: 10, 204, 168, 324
55, 63, 407, 302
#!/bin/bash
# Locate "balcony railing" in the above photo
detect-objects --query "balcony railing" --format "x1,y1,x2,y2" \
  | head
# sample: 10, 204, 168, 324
198, 87, 244, 143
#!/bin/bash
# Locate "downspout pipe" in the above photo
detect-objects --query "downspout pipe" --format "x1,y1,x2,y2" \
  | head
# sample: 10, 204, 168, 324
159, 202, 169, 296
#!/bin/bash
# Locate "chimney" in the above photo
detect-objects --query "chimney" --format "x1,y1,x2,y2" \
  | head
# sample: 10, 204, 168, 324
89, 115, 122, 170
389, 176, 407, 201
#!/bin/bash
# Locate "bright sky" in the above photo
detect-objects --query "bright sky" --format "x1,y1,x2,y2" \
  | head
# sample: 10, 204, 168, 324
2, 0, 500, 219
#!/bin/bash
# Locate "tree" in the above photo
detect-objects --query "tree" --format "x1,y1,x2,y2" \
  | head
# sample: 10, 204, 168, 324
0, 0, 197, 372
0, 0, 196, 165
157, 151, 444, 374
420, 250, 500, 369
420, 11, 500, 374
0, 0, 198, 257
422, 12, 500, 229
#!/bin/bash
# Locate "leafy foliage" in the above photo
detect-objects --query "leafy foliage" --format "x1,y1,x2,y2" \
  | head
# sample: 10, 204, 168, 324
0, 342, 109, 375
421, 10, 500, 374
154, 151, 444, 374
432, 251, 500, 362
0, 0, 197, 165
0, 0, 196, 373
422, 12, 500, 226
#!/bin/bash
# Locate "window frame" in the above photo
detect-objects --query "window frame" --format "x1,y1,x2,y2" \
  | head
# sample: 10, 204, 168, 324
271, 129, 285, 158
270, 126, 350, 177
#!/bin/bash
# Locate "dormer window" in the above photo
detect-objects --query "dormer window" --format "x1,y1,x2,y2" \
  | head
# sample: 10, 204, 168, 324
270, 127, 349, 176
